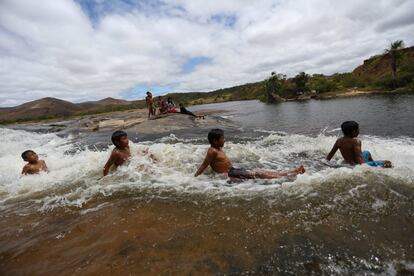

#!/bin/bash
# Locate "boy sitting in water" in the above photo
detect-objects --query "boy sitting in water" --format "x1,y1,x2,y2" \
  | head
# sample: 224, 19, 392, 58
195, 129, 305, 179
21, 150, 48, 175
103, 130, 131, 176
326, 121, 392, 168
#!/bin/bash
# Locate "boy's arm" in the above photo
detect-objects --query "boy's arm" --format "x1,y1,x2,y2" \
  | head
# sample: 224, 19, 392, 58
103, 152, 115, 176
354, 139, 363, 165
21, 165, 29, 175
195, 148, 217, 177
326, 141, 339, 161
42, 160, 49, 172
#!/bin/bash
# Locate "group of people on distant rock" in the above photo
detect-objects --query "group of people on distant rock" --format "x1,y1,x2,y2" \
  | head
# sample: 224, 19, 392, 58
145, 91, 204, 119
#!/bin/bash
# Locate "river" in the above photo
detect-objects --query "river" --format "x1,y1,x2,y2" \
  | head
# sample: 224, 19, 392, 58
1, 95, 413, 275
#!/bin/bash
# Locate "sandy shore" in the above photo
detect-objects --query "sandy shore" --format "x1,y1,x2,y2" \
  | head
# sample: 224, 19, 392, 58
317, 88, 413, 100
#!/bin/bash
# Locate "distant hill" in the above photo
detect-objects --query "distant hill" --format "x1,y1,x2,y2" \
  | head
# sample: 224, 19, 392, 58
0, 97, 80, 122
353, 46, 414, 80
164, 81, 265, 106
78, 97, 131, 108
0, 97, 146, 123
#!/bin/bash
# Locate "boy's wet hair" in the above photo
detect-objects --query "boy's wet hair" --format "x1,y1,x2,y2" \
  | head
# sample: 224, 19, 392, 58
21, 150, 35, 160
208, 129, 224, 145
341, 121, 359, 136
111, 130, 128, 147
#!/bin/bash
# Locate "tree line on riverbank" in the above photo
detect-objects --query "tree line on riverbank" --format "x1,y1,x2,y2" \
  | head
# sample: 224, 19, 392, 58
265, 40, 414, 102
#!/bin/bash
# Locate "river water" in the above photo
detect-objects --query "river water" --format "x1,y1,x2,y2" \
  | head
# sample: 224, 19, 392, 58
1, 95, 413, 275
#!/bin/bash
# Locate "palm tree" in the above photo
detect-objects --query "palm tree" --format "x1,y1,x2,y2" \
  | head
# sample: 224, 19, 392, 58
385, 40, 404, 86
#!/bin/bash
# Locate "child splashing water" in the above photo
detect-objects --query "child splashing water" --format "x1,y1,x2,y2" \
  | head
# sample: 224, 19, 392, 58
102, 130, 158, 176
195, 129, 305, 179
103, 131, 131, 176
326, 121, 392, 168
21, 150, 48, 175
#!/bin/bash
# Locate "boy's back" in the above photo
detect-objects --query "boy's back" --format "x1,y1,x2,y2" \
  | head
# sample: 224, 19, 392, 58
332, 137, 362, 165
326, 121, 363, 165
326, 121, 392, 168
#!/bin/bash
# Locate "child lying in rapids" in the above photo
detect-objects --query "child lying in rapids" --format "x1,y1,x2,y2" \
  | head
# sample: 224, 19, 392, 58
195, 129, 305, 180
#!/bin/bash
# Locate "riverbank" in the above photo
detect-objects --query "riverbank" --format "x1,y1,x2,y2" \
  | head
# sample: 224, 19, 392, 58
2, 88, 412, 126
315, 87, 414, 100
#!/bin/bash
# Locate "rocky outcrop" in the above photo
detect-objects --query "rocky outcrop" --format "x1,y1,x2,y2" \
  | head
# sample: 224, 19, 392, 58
267, 93, 285, 103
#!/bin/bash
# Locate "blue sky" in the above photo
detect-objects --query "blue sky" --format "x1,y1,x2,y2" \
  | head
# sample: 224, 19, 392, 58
121, 84, 176, 99
1, 0, 414, 106
182, 56, 211, 73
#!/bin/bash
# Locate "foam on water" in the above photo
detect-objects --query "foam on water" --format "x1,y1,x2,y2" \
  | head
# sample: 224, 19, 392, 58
1, 127, 413, 212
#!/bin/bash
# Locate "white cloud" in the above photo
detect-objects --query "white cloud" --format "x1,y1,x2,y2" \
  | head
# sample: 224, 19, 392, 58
0, 0, 413, 106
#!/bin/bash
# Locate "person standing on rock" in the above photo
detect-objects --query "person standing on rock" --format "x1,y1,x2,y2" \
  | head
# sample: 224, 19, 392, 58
145, 91, 155, 118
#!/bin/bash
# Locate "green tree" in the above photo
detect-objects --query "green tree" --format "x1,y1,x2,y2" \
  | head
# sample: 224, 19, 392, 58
308, 75, 337, 93
384, 40, 404, 88
292, 72, 309, 92
265, 72, 284, 102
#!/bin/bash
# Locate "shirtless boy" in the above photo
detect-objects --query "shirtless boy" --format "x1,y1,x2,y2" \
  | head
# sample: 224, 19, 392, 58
326, 121, 392, 167
195, 129, 305, 179
21, 150, 48, 175
103, 130, 131, 176
145, 91, 155, 118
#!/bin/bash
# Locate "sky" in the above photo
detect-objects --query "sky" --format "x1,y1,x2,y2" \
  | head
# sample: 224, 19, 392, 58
1, 0, 413, 107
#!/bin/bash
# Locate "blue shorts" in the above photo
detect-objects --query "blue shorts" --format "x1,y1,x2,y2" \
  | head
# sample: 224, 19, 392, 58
362, 151, 384, 167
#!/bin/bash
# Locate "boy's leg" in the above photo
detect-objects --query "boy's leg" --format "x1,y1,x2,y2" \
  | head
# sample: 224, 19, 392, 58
366, 160, 392, 168
362, 151, 373, 162
253, 165, 305, 179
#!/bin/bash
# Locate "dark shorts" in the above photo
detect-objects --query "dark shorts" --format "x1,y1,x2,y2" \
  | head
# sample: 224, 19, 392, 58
228, 167, 255, 179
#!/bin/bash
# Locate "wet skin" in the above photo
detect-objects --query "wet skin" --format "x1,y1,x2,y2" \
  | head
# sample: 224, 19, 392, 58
21, 152, 48, 175
103, 136, 131, 176
195, 136, 232, 176
326, 128, 392, 167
